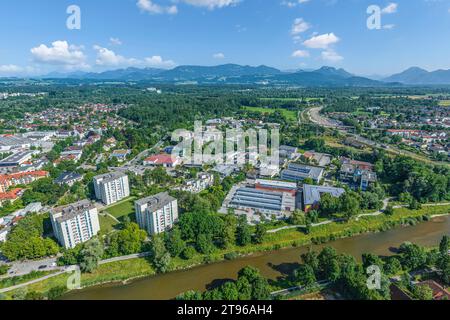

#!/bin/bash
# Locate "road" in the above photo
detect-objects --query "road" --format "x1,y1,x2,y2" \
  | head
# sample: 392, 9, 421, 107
0, 257, 59, 279
0, 252, 152, 293
307, 107, 449, 167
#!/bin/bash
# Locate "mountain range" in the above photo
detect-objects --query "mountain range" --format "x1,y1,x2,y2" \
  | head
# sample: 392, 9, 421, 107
35, 64, 450, 86
383, 67, 450, 85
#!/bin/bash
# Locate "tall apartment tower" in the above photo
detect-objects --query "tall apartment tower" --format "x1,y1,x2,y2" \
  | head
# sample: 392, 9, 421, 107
135, 192, 178, 235
50, 200, 100, 249
93, 172, 130, 205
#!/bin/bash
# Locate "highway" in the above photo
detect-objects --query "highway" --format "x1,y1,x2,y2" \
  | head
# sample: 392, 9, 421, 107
306, 107, 449, 167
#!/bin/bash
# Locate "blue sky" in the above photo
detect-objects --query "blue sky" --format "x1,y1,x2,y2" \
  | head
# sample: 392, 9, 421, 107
1, 0, 450, 76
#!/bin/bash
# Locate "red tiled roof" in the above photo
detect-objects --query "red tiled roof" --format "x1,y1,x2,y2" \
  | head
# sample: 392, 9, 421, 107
0, 171, 49, 183
145, 154, 176, 165
0, 188, 23, 200
417, 280, 450, 301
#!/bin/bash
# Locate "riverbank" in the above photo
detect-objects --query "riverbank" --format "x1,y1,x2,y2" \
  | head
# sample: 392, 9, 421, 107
2, 204, 450, 300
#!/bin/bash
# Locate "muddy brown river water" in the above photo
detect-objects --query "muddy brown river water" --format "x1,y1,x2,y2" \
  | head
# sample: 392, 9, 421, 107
63, 215, 450, 300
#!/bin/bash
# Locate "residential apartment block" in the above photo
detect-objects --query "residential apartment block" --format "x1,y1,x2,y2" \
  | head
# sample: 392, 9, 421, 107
0, 171, 49, 193
135, 192, 178, 235
50, 200, 100, 249
93, 172, 130, 205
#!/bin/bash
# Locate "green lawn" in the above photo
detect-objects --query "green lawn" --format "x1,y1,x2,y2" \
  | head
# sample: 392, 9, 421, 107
243, 106, 298, 121
438, 100, 450, 107
98, 214, 120, 234
103, 198, 136, 222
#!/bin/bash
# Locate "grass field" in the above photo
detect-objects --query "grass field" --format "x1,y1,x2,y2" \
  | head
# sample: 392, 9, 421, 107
98, 214, 120, 234
243, 106, 298, 121
438, 100, 450, 107
103, 198, 135, 221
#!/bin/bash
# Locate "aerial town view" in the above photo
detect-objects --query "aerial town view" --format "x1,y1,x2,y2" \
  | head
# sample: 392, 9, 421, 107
0, 0, 449, 310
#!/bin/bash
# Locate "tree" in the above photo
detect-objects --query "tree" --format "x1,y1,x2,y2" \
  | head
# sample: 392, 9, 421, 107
79, 238, 104, 273
384, 257, 402, 276
236, 216, 251, 246
253, 224, 267, 244
251, 278, 271, 300
236, 277, 252, 300
399, 242, 427, 270
150, 236, 171, 273
413, 285, 433, 300
339, 192, 361, 219
182, 246, 196, 260
384, 205, 394, 216
295, 264, 316, 288
362, 253, 384, 271
301, 248, 319, 274
0, 265, 9, 275
164, 227, 186, 258
219, 213, 237, 249
439, 236, 449, 256
47, 286, 67, 300
196, 234, 215, 255
220, 282, 239, 300
176, 290, 203, 300
106, 222, 146, 257
318, 247, 340, 280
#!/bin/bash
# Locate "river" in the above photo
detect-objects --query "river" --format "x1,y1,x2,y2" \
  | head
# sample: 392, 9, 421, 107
63, 215, 450, 300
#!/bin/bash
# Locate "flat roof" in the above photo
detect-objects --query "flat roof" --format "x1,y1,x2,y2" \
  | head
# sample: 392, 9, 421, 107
231, 187, 283, 211
0, 135, 32, 147
303, 184, 345, 206
255, 179, 297, 190
135, 192, 176, 212
94, 172, 127, 183
51, 199, 95, 223
0, 151, 34, 164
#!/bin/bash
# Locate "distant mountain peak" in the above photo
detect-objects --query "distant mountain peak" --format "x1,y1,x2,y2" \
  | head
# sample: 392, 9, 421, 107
384, 66, 450, 85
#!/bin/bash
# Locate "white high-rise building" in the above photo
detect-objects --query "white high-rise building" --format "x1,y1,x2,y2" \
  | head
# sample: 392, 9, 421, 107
50, 200, 100, 249
135, 192, 178, 235
93, 172, 130, 205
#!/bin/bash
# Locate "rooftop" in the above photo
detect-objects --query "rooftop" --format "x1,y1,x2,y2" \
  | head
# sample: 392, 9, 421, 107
51, 199, 95, 223
144, 154, 177, 165
303, 184, 345, 206
135, 192, 176, 212
94, 172, 127, 183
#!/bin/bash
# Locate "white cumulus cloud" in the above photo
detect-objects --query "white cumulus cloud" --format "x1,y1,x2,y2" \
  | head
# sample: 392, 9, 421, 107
93, 46, 175, 69
213, 53, 225, 59
109, 37, 123, 46
291, 50, 310, 58
321, 50, 343, 62
303, 33, 339, 49
137, 0, 178, 14
291, 18, 311, 35
179, 0, 240, 10
31, 40, 87, 66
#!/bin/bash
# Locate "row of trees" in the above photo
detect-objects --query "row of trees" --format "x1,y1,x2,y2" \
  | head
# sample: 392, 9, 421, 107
177, 266, 272, 301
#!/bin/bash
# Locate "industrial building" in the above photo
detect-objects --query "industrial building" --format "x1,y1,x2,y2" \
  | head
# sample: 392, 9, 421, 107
229, 187, 296, 218
303, 184, 345, 212
281, 163, 324, 183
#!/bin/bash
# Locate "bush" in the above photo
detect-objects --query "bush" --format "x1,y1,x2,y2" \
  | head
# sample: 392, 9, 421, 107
0, 265, 9, 276
182, 246, 196, 260
47, 286, 67, 300
224, 252, 239, 260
